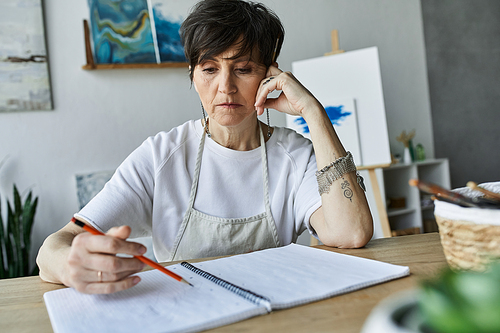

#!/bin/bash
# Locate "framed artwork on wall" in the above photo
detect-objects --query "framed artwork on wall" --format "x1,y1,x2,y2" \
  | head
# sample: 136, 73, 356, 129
75, 171, 114, 209
87, 0, 196, 65
88, 0, 157, 64
0, 0, 53, 112
150, 0, 191, 62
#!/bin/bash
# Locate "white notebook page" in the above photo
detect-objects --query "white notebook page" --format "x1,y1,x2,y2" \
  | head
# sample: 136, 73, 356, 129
44, 244, 409, 333
44, 266, 266, 333
194, 244, 410, 309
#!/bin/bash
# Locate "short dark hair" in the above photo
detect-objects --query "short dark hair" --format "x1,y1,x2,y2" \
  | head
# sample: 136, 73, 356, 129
180, 0, 284, 81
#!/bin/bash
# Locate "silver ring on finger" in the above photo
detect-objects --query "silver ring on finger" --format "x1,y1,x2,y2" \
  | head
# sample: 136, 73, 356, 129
97, 270, 103, 283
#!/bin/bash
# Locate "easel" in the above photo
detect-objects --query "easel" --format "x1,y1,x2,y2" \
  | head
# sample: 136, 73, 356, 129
358, 164, 392, 238
310, 31, 392, 246
324, 30, 345, 56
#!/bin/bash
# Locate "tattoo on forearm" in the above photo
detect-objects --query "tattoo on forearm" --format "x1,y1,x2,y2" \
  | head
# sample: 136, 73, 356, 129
341, 178, 353, 202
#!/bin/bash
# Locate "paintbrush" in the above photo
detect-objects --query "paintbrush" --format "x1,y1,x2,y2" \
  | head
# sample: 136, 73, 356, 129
409, 179, 500, 209
466, 181, 500, 203
409, 179, 476, 207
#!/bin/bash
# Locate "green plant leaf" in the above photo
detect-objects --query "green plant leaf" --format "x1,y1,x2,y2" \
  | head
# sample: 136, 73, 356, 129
8, 197, 23, 277
13, 185, 22, 220
21, 192, 36, 276
23, 195, 38, 248
22, 192, 33, 230
12, 185, 25, 277
0, 194, 5, 279
6, 203, 16, 278
27, 197, 38, 274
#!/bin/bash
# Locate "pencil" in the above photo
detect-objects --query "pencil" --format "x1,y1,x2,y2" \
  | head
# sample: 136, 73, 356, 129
71, 217, 193, 286
466, 181, 500, 202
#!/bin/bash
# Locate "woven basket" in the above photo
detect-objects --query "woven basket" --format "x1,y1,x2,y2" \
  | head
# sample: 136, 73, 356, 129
435, 215, 500, 271
434, 182, 500, 272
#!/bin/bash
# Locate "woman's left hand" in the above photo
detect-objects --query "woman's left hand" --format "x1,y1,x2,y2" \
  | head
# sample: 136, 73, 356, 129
254, 65, 323, 118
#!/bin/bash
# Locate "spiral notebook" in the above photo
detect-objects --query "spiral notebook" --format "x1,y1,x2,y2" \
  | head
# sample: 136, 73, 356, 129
43, 244, 410, 333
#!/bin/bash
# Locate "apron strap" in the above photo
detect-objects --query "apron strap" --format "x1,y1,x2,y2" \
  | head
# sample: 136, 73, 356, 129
259, 123, 273, 220
186, 126, 206, 210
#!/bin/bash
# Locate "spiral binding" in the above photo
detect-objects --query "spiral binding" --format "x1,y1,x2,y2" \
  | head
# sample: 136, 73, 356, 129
181, 262, 271, 309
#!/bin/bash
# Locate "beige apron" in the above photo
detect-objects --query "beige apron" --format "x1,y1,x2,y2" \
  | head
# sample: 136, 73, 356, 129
169, 124, 280, 261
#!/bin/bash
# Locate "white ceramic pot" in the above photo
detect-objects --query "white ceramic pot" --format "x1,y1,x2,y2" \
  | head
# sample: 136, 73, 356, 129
360, 290, 429, 333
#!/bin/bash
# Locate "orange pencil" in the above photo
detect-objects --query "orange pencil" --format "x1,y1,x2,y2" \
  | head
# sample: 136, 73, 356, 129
71, 217, 192, 286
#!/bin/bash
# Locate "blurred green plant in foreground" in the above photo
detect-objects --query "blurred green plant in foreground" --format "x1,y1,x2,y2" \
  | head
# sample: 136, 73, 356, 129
419, 263, 500, 333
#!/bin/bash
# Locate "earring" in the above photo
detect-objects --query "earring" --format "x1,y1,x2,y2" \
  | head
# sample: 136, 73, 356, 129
201, 102, 211, 138
266, 108, 272, 138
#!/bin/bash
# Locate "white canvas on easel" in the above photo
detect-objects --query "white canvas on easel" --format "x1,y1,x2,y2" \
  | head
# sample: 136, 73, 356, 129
290, 46, 391, 168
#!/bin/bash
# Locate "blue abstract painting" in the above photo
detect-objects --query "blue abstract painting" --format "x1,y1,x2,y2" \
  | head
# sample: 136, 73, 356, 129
294, 105, 352, 134
151, 2, 186, 62
286, 97, 363, 165
88, 0, 192, 64
88, 0, 157, 64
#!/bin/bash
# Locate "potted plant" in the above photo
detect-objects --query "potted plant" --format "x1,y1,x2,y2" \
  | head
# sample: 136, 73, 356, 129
0, 183, 39, 278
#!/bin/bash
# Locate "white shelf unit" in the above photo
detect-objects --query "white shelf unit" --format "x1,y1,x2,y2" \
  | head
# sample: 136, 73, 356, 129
382, 158, 450, 234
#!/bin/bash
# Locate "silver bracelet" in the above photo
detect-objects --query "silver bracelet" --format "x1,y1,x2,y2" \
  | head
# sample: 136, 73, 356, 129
316, 152, 365, 195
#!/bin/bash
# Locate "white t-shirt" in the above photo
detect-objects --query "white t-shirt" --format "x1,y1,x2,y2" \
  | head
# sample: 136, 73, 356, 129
76, 120, 322, 261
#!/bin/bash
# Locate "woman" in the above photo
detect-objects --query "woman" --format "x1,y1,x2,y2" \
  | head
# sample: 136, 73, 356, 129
37, 0, 373, 294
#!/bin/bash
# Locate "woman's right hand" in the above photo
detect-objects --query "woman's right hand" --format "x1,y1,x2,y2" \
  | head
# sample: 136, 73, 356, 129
64, 225, 147, 294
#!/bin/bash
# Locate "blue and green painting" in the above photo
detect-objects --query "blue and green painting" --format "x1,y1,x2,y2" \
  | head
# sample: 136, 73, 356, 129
151, 2, 186, 62
294, 105, 352, 134
88, 0, 157, 64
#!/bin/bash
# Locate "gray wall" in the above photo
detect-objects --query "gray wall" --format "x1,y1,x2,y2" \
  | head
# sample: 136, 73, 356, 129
421, 0, 500, 188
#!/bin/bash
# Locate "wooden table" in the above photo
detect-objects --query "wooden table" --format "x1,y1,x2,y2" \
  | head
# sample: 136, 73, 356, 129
0, 233, 447, 333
